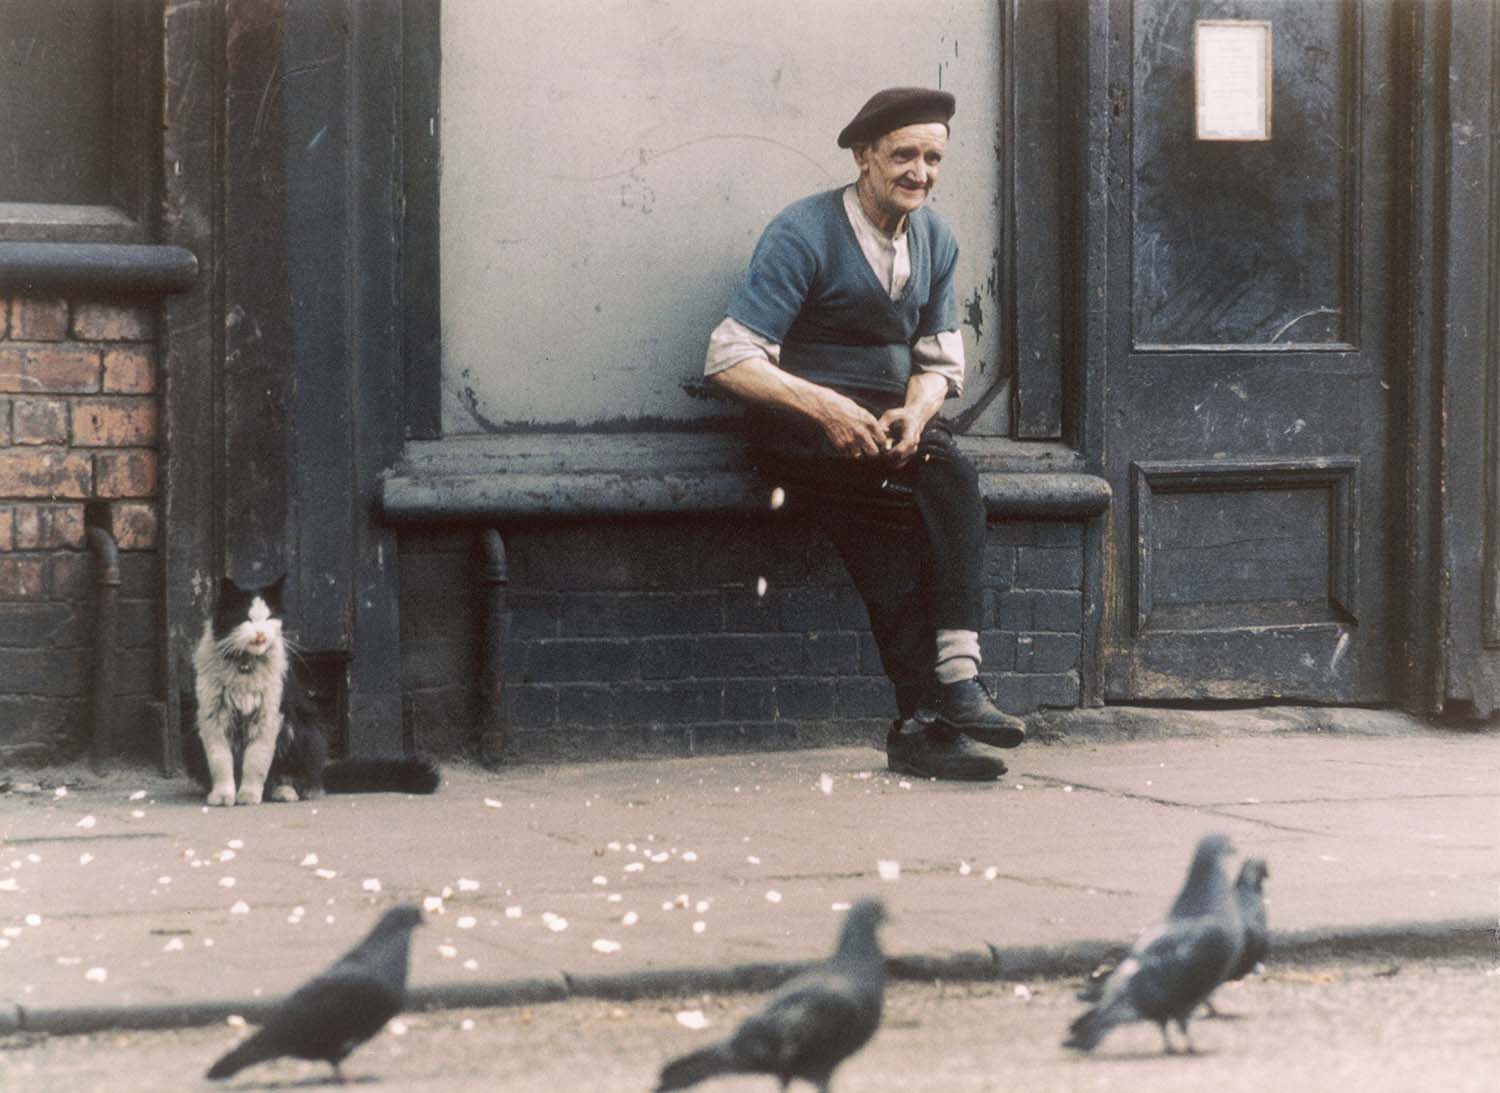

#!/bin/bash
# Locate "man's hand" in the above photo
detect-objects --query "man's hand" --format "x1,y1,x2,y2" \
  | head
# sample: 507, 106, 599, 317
814, 388, 888, 459
878, 372, 948, 468
876, 406, 924, 467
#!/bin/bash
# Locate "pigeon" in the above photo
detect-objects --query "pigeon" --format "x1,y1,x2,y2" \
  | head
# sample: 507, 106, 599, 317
1075, 834, 1254, 1006
1200, 857, 1270, 1016
656, 898, 887, 1092
1226, 857, 1269, 981
1064, 834, 1243, 1054
206, 903, 423, 1082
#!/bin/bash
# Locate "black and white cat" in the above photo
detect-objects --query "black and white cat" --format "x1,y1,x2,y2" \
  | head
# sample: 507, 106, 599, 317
189, 576, 439, 806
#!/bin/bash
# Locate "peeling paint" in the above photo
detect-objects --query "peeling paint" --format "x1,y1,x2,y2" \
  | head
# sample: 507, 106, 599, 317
962, 288, 984, 339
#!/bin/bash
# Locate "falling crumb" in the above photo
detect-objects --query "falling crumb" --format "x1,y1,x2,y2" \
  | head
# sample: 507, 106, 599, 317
226, 1014, 246, 1028
593, 938, 623, 954
130, 810, 146, 819
831, 901, 851, 912
461, 1019, 476, 1031
755, 576, 768, 598
898, 780, 912, 790
0, 879, 17, 891
959, 861, 972, 876
877, 860, 901, 881
746, 855, 761, 865
217, 849, 235, 862
484, 798, 503, 809
624, 862, 645, 873
163, 938, 184, 952
230, 901, 250, 915
456, 916, 477, 930
314, 868, 338, 880
388, 1019, 408, 1037
682, 851, 698, 862
54, 787, 67, 798
984, 866, 999, 881
818, 773, 834, 795
300, 853, 319, 866
607, 893, 623, 903
1063, 785, 1075, 793
765, 890, 783, 904
692, 920, 707, 934
84, 967, 108, 983
218, 877, 236, 888
505, 906, 523, 919
129, 790, 147, 801
769, 486, 786, 510
676, 1010, 710, 1030
78, 854, 94, 866
695, 899, 711, 914
24, 913, 42, 927
622, 911, 639, 926
1013, 984, 1034, 1001
423, 896, 445, 913
76, 815, 96, 829
543, 915, 569, 933
457, 878, 481, 891
463, 959, 478, 971
227, 839, 244, 850
438, 945, 458, 959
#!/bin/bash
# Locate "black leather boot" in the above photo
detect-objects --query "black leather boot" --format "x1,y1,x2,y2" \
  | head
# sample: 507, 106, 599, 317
917, 677, 1027, 748
886, 719, 1008, 781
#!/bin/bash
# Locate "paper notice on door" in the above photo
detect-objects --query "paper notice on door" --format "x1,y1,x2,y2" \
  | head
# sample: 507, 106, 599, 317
1195, 21, 1272, 141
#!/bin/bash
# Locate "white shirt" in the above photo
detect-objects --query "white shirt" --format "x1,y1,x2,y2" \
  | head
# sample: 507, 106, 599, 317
703, 185, 966, 397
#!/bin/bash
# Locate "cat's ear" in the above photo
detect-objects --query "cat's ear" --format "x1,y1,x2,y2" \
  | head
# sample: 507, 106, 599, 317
218, 575, 242, 599
264, 574, 288, 609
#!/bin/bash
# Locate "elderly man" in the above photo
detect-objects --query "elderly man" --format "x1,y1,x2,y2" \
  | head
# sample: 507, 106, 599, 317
704, 87, 1027, 781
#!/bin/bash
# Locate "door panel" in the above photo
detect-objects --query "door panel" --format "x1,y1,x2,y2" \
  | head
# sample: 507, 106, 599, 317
1101, 0, 1399, 702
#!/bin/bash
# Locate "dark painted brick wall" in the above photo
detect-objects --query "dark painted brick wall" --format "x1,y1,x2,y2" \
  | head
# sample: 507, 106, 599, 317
398, 515, 1084, 760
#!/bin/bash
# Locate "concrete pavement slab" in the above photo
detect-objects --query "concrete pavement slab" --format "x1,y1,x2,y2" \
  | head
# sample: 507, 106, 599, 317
1, 723, 1495, 1032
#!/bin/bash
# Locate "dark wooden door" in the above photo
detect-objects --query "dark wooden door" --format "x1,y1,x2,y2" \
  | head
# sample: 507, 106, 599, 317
1099, 0, 1403, 702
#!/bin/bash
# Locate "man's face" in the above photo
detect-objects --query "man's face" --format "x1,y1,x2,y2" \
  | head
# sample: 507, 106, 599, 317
853, 122, 948, 229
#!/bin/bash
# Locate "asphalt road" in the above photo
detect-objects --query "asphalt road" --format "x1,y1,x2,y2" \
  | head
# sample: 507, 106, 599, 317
3, 954, 1497, 1092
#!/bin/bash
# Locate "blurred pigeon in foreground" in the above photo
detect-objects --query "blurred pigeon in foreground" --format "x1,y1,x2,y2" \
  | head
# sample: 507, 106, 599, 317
1204, 857, 1270, 1016
1064, 834, 1243, 1054
1076, 834, 1255, 1005
207, 904, 423, 1081
656, 898, 887, 1092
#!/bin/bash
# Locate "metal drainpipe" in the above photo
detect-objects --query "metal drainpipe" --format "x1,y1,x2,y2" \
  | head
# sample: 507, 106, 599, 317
478, 529, 509, 763
85, 525, 121, 773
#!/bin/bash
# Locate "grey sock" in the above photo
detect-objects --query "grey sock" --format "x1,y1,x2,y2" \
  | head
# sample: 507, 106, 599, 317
934, 629, 980, 685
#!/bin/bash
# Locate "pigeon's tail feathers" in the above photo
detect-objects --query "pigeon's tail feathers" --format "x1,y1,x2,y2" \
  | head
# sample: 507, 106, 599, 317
321, 756, 440, 794
206, 1030, 275, 1080
655, 1042, 735, 1091
1063, 1005, 1115, 1052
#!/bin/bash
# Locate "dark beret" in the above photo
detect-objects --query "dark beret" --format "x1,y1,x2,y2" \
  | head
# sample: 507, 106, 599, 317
837, 87, 956, 148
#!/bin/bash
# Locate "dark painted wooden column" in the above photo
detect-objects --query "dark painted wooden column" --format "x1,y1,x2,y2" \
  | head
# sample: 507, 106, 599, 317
223, 0, 293, 587
343, 0, 407, 751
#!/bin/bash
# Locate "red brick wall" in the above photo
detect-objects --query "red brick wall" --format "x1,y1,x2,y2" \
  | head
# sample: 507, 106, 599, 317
0, 296, 162, 761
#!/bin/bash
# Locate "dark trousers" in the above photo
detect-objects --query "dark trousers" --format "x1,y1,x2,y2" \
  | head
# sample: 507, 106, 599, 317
754, 414, 986, 719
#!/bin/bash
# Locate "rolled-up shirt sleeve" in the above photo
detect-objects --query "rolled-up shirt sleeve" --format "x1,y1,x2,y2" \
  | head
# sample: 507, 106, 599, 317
704, 316, 781, 376
912, 328, 966, 398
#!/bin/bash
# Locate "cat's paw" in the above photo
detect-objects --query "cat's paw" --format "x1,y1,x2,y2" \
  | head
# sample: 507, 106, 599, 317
234, 785, 264, 806
206, 787, 236, 807
268, 784, 300, 803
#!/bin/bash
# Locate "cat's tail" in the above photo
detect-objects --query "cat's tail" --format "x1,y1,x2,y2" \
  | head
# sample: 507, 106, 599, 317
321, 756, 441, 795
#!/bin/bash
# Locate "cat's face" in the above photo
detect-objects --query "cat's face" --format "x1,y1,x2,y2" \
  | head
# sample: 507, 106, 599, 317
212, 577, 285, 659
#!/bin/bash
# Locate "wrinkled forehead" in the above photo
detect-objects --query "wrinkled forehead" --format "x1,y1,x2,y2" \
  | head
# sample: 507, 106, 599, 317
873, 122, 949, 151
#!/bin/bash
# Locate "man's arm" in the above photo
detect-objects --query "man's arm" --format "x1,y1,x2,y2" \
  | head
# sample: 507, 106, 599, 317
709, 356, 889, 459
